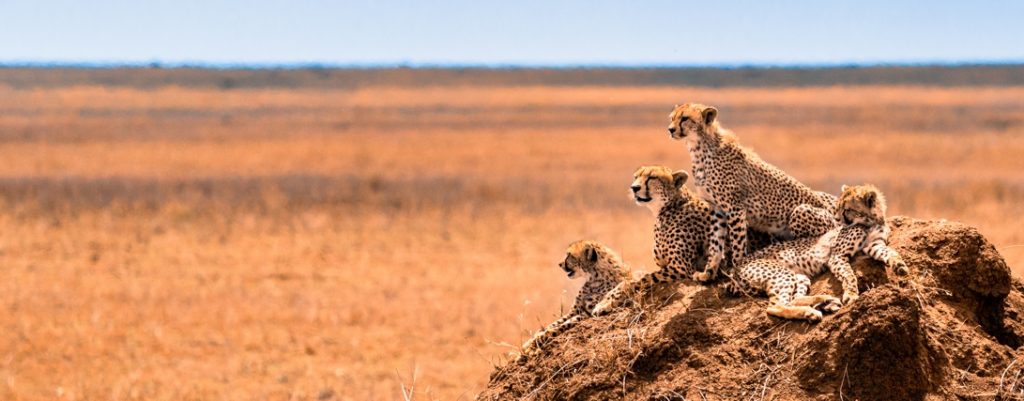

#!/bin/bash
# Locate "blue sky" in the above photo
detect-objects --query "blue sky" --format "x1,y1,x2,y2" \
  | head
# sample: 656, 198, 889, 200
1, 0, 1022, 66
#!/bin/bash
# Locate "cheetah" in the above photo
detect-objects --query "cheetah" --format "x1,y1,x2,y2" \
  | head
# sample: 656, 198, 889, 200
727, 184, 908, 321
520, 240, 629, 356
590, 166, 717, 315
667, 103, 839, 272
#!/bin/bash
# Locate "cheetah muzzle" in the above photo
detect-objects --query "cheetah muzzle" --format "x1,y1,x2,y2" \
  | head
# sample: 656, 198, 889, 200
632, 184, 652, 203
561, 262, 577, 278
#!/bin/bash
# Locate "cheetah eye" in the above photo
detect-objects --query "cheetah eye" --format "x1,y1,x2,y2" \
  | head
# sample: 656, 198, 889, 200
679, 116, 690, 123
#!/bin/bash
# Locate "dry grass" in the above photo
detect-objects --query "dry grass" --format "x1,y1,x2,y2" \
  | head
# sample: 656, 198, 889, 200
0, 82, 1022, 400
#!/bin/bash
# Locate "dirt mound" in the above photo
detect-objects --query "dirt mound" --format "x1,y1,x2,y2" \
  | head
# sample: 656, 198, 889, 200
479, 217, 1024, 401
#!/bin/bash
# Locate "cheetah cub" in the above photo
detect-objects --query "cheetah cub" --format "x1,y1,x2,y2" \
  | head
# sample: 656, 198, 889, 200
591, 166, 716, 315
668, 103, 839, 271
728, 184, 908, 321
521, 240, 629, 356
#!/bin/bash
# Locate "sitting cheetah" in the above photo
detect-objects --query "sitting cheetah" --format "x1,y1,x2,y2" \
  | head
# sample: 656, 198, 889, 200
591, 166, 716, 315
521, 240, 629, 356
667, 103, 839, 271
727, 184, 908, 321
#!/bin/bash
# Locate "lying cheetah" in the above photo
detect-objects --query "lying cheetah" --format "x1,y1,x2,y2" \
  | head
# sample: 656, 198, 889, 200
590, 166, 716, 315
521, 240, 629, 355
668, 103, 839, 271
727, 184, 908, 321
834, 183, 909, 283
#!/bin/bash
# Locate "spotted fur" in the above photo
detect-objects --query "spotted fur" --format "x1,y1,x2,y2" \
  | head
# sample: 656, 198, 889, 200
667, 103, 840, 272
591, 166, 717, 315
521, 240, 629, 356
725, 184, 907, 321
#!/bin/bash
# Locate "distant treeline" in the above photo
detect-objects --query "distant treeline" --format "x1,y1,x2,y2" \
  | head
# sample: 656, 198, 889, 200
1, 65, 1022, 88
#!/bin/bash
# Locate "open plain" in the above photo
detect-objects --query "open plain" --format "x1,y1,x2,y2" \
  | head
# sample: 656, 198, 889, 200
0, 68, 1022, 400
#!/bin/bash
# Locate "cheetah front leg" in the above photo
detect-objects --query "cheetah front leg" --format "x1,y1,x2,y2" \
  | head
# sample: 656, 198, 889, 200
592, 268, 687, 315
863, 235, 909, 276
722, 206, 749, 268
695, 215, 728, 282
827, 254, 860, 305
787, 204, 838, 239
591, 281, 629, 316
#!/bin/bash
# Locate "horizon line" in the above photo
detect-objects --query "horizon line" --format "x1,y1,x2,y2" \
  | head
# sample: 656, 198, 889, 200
2, 59, 1024, 71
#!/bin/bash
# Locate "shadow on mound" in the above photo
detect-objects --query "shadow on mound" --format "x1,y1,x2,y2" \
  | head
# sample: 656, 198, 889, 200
479, 218, 1024, 401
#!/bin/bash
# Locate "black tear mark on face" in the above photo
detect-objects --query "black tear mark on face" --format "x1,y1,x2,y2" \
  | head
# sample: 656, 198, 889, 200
561, 257, 576, 277
635, 176, 655, 202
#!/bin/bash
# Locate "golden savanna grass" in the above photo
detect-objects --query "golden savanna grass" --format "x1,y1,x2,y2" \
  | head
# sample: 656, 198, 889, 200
0, 81, 1023, 400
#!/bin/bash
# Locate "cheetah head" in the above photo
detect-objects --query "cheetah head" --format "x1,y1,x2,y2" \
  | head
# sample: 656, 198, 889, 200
561, 240, 614, 278
631, 165, 688, 215
667, 103, 719, 143
837, 184, 888, 226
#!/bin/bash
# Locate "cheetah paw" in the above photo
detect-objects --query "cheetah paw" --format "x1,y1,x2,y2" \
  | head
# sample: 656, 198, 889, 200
804, 309, 824, 322
692, 271, 714, 283
591, 299, 616, 316
842, 292, 860, 305
814, 297, 843, 314
889, 258, 909, 276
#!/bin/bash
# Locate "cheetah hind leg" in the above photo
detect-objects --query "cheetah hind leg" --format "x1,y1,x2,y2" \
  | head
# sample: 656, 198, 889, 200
765, 304, 823, 322
792, 295, 842, 314
764, 273, 823, 322
789, 274, 841, 314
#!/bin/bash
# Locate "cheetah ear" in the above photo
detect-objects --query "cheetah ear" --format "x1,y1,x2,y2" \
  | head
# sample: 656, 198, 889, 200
672, 170, 689, 189
583, 246, 599, 263
701, 107, 718, 125
841, 185, 849, 193
863, 191, 876, 208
